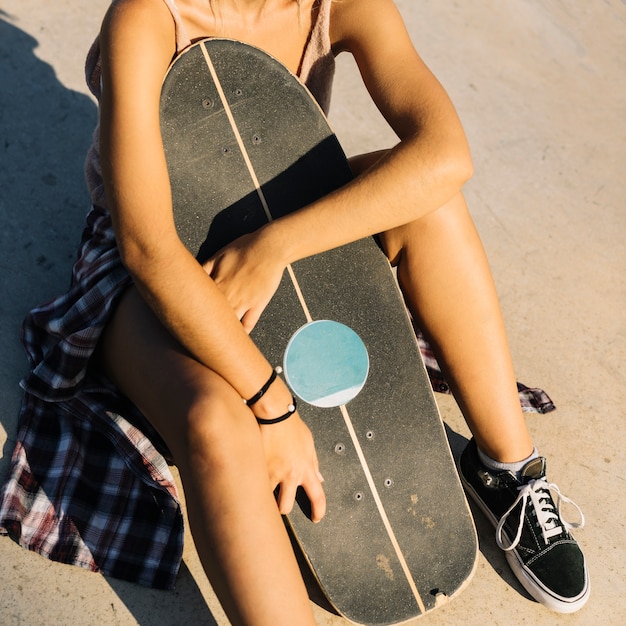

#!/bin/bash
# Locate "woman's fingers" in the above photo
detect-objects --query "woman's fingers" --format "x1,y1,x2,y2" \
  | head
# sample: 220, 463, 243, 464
303, 472, 327, 523
262, 415, 327, 523
275, 465, 327, 523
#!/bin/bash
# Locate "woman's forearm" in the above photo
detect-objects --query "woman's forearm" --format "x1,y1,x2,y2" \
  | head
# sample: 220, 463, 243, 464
124, 239, 278, 402
267, 130, 473, 265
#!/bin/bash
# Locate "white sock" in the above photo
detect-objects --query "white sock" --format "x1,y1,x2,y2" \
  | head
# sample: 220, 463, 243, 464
477, 446, 539, 478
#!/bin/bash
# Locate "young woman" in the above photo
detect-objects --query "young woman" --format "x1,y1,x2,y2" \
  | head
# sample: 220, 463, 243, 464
0, 0, 588, 623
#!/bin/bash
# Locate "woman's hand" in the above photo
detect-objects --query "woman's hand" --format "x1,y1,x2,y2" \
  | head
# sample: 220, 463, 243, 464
259, 413, 326, 523
203, 229, 285, 332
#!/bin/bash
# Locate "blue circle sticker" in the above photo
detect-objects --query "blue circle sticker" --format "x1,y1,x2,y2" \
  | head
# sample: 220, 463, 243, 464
283, 320, 369, 408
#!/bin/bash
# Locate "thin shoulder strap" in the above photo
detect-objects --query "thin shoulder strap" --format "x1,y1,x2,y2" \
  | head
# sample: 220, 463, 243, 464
299, 0, 332, 80
161, 0, 193, 53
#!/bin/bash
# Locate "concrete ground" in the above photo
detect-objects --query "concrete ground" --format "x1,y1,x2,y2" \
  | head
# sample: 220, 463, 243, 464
1, 1, 624, 624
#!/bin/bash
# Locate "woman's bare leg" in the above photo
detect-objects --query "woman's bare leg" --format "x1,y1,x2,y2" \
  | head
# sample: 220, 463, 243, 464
99, 288, 315, 626
379, 192, 534, 462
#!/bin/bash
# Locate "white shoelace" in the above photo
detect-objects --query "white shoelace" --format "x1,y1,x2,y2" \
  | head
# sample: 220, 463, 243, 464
496, 478, 585, 551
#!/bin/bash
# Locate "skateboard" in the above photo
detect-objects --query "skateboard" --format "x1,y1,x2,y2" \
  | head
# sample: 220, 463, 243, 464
160, 38, 478, 625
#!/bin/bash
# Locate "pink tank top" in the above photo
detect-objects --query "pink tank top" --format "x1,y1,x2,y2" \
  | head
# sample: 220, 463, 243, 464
84, 0, 335, 208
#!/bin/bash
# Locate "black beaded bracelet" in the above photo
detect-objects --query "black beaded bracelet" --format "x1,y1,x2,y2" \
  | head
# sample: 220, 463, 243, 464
255, 396, 297, 425
243, 366, 282, 406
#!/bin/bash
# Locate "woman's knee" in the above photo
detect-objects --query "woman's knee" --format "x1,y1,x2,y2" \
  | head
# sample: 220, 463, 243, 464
97, 286, 262, 471
172, 374, 257, 471
379, 191, 470, 265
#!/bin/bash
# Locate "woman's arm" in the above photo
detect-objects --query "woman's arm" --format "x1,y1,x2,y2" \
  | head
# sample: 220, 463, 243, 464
278, 0, 473, 257
99, 0, 325, 519
207, 0, 473, 329
99, 0, 278, 400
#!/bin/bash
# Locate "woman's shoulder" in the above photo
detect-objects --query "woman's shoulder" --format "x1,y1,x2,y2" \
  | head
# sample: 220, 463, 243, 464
100, 0, 176, 52
97, 0, 178, 84
330, 0, 410, 54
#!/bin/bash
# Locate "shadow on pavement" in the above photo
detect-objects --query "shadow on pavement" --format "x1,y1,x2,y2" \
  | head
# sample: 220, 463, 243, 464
106, 561, 220, 626
0, 12, 96, 466
0, 13, 220, 625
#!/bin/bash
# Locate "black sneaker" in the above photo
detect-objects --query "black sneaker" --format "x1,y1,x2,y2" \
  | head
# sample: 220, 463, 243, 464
459, 439, 589, 613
